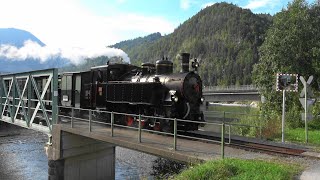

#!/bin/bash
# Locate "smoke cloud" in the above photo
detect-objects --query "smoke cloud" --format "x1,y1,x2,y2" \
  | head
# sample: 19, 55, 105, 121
0, 40, 130, 65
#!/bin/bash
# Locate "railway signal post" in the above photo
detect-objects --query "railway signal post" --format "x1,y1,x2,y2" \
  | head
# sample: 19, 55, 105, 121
276, 73, 298, 143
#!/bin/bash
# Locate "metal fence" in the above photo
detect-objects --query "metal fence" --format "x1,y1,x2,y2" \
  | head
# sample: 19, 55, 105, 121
57, 106, 233, 158
203, 110, 262, 138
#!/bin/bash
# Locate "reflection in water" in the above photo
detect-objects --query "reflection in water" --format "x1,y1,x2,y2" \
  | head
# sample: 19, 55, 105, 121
0, 124, 48, 180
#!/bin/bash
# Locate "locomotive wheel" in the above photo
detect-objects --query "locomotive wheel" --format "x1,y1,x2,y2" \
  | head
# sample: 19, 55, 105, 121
162, 121, 173, 133
125, 116, 135, 127
153, 122, 161, 131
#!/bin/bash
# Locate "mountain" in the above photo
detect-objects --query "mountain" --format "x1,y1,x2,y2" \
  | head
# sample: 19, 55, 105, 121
0, 28, 45, 47
111, 32, 162, 65
0, 28, 67, 73
112, 32, 162, 50
111, 3, 272, 86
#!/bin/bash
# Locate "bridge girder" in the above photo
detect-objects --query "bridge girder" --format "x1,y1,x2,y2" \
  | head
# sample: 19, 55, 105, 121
0, 69, 58, 134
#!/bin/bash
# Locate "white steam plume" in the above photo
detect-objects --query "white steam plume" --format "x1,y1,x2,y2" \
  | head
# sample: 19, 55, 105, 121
0, 40, 130, 65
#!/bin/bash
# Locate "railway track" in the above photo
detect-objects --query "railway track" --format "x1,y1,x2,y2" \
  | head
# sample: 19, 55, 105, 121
179, 131, 306, 156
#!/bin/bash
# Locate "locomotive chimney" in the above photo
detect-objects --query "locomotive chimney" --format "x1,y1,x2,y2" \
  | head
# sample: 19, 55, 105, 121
179, 53, 190, 73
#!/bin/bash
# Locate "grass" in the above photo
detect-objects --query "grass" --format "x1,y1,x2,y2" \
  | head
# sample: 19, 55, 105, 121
285, 128, 320, 146
207, 105, 260, 122
173, 158, 301, 180
208, 105, 259, 115
206, 105, 262, 137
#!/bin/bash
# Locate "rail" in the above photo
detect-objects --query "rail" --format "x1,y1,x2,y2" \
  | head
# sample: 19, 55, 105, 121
57, 106, 234, 159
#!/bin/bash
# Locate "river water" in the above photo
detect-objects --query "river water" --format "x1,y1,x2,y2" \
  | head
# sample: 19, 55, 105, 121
0, 123, 181, 180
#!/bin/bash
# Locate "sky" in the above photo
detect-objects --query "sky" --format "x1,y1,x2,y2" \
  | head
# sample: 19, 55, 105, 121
0, 0, 317, 64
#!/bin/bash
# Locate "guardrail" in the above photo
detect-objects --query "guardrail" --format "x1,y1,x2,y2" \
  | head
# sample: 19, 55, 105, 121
57, 106, 233, 159
204, 110, 262, 139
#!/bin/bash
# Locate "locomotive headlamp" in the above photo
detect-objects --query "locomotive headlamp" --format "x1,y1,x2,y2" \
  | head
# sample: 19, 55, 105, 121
192, 62, 199, 68
191, 58, 200, 71
201, 97, 205, 103
174, 96, 179, 102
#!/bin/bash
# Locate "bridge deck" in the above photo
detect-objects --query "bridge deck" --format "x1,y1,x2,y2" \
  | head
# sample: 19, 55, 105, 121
54, 120, 264, 164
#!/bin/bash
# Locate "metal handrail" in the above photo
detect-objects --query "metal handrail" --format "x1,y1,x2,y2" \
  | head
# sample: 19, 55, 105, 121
56, 107, 258, 159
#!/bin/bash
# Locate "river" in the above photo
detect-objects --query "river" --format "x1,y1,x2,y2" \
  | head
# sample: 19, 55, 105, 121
0, 122, 184, 180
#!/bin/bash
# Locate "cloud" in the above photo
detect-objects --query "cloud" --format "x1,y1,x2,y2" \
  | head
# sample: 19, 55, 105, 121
201, 2, 216, 9
180, 0, 191, 10
0, 0, 175, 48
0, 40, 130, 65
243, 0, 276, 10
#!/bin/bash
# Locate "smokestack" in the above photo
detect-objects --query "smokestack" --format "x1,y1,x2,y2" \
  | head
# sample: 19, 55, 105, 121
179, 53, 190, 73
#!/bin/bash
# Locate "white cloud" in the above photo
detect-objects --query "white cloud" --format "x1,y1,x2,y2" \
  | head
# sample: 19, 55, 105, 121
243, 0, 277, 10
201, 2, 216, 9
0, 0, 175, 48
0, 40, 130, 65
180, 0, 191, 10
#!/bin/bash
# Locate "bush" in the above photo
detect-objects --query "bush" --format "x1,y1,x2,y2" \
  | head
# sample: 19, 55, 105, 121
286, 104, 303, 129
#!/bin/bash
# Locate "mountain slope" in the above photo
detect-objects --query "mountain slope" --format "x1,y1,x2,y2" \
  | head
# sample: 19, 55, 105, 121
0, 28, 45, 47
112, 3, 272, 86
0, 28, 69, 73
111, 32, 162, 65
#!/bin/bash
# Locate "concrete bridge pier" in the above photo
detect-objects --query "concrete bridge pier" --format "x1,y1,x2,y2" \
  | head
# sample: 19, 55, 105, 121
47, 125, 115, 180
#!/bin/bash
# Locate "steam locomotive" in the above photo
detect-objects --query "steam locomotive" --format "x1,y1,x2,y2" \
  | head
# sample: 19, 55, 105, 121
59, 53, 204, 131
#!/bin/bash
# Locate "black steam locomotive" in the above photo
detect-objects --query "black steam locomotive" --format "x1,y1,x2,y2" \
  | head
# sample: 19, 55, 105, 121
59, 53, 204, 131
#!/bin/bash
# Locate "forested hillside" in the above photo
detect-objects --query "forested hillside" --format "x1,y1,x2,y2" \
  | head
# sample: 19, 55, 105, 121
112, 32, 162, 61
111, 3, 272, 86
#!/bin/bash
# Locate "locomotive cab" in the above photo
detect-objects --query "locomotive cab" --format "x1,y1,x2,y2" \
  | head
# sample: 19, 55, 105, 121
90, 64, 140, 109
60, 72, 83, 108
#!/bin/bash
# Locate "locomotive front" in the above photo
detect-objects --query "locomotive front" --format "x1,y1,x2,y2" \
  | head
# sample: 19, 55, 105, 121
158, 53, 204, 130
129, 53, 204, 131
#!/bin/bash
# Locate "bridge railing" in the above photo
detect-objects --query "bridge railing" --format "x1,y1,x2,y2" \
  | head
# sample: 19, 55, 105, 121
56, 106, 263, 159
57, 106, 232, 159
204, 110, 262, 138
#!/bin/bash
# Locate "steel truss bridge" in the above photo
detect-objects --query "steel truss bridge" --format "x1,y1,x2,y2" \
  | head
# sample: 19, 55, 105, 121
0, 69, 58, 134
0, 69, 310, 179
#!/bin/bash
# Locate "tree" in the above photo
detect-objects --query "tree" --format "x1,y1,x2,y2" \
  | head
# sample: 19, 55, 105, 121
252, 0, 320, 129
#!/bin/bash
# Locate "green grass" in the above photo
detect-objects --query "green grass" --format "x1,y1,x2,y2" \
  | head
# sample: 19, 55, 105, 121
207, 105, 260, 121
208, 105, 259, 114
173, 158, 301, 180
285, 128, 320, 145
206, 106, 262, 137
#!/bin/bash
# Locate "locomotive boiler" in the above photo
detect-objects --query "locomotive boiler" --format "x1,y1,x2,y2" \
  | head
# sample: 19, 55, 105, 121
59, 53, 204, 132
